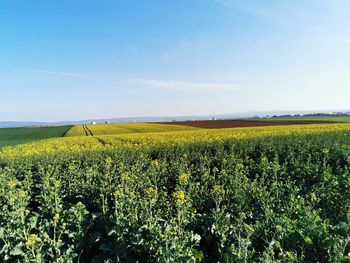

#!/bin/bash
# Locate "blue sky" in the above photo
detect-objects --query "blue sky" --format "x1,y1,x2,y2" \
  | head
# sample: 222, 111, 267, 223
1, 0, 349, 121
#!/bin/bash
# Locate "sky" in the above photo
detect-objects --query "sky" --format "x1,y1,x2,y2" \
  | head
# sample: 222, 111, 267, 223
0, 0, 350, 121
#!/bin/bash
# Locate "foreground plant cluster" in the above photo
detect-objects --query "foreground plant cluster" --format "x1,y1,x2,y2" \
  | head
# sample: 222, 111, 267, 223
0, 128, 350, 262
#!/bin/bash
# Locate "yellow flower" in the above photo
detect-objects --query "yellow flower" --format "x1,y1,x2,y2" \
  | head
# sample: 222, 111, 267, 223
145, 187, 157, 196
213, 184, 223, 193
179, 173, 190, 184
68, 163, 76, 171
120, 172, 129, 182
8, 180, 18, 189
173, 190, 186, 205
53, 180, 61, 188
105, 157, 113, 165
151, 160, 159, 168
26, 234, 41, 246
114, 189, 124, 200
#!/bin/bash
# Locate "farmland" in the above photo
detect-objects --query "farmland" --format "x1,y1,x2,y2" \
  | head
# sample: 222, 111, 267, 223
65, 123, 198, 137
3, 0, 350, 262
0, 126, 71, 148
0, 123, 349, 262
156, 119, 338, 129
0, 123, 197, 149
256, 115, 350, 123
2, 123, 350, 158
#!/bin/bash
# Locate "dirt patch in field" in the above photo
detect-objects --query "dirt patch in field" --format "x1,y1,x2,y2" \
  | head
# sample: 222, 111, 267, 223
154, 120, 338, 129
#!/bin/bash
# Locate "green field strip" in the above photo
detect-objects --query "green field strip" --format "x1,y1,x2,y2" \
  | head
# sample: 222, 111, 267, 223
0, 126, 72, 148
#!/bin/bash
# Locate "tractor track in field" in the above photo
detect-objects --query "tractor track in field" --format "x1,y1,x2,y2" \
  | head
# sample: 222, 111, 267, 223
85, 125, 94, 136
94, 137, 112, 146
61, 126, 73, 137
82, 125, 94, 136
82, 125, 89, 136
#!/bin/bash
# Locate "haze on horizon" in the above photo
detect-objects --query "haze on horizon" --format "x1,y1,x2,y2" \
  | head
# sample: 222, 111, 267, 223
1, 0, 349, 122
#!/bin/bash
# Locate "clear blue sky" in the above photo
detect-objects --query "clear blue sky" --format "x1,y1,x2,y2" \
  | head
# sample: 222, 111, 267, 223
1, 0, 349, 121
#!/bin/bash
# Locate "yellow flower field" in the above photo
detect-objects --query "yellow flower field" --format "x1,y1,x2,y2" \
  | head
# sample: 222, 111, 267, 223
1, 123, 350, 159
64, 123, 199, 137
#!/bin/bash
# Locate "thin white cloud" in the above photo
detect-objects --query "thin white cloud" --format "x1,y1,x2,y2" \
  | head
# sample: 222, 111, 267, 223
126, 78, 243, 92
213, 0, 293, 26
12, 68, 85, 77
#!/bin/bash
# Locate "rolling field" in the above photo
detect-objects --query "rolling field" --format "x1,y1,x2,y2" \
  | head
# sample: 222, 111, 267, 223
0, 123, 349, 262
2, 123, 350, 158
155, 119, 337, 129
256, 115, 350, 123
0, 126, 71, 148
65, 123, 199, 137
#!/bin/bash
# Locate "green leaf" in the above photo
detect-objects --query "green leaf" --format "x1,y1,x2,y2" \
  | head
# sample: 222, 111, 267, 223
193, 249, 204, 261
304, 236, 313, 245
10, 246, 24, 256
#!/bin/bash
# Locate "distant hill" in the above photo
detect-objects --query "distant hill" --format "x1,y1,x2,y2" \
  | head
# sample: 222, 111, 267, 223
1, 109, 349, 128
0, 121, 50, 128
